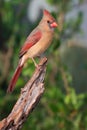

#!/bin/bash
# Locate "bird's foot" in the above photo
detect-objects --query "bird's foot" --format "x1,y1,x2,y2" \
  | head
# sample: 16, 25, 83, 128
36, 64, 42, 71
32, 58, 41, 70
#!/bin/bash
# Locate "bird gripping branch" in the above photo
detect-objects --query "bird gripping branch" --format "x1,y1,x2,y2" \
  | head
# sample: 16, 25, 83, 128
7, 9, 58, 93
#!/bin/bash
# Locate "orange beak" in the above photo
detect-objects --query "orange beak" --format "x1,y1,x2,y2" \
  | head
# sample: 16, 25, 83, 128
50, 22, 58, 28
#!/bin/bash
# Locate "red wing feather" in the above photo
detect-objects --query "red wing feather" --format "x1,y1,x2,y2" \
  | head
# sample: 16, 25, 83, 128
19, 30, 42, 58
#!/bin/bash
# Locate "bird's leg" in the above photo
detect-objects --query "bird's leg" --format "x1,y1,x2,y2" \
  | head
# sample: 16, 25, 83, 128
31, 58, 38, 68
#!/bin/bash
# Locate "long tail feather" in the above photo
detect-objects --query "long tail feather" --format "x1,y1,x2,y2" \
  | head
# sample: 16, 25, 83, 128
7, 64, 23, 93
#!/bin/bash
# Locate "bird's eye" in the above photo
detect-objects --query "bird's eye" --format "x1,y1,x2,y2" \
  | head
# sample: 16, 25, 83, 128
47, 20, 50, 23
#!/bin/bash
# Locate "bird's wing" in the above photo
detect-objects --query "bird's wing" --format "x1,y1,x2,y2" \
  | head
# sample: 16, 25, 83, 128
19, 29, 42, 58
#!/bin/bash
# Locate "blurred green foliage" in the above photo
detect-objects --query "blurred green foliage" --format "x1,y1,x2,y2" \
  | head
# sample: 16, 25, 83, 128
0, 0, 87, 130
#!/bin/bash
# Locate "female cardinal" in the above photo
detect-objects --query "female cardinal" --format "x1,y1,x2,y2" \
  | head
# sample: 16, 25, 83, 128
7, 9, 58, 93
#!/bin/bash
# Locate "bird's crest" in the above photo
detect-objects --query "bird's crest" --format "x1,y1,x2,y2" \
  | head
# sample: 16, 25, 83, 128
43, 9, 51, 16
43, 9, 56, 22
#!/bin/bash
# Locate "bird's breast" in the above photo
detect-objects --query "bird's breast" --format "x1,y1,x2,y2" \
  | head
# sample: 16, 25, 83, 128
27, 31, 54, 58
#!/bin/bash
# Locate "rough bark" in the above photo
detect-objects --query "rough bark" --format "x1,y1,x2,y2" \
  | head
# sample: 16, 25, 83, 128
0, 57, 47, 130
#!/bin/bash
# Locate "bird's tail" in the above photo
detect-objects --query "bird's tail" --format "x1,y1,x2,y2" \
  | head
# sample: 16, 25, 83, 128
7, 64, 23, 93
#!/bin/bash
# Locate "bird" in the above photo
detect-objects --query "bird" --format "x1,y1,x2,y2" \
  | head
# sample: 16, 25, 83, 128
7, 9, 58, 93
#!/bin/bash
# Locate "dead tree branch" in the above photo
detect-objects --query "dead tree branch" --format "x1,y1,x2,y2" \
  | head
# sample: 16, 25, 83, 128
0, 57, 47, 130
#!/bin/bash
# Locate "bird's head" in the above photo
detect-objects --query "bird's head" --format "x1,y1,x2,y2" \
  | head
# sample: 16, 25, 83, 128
39, 9, 58, 31
43, 9, 57, 29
